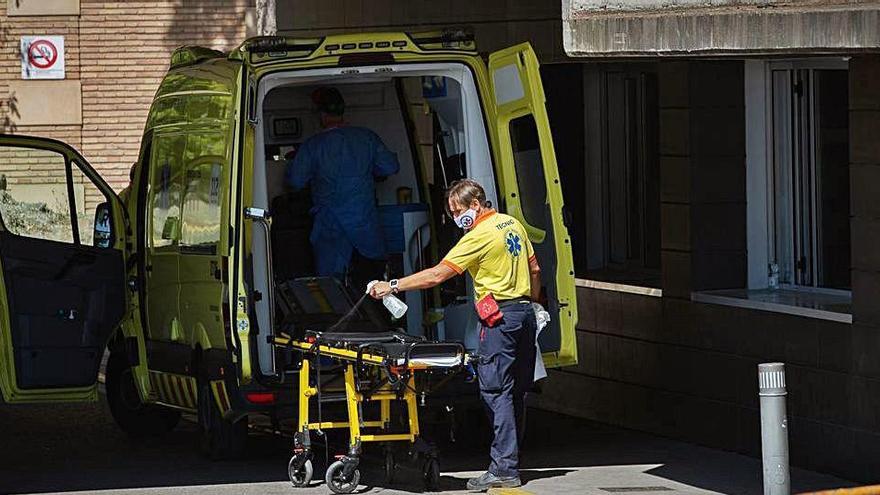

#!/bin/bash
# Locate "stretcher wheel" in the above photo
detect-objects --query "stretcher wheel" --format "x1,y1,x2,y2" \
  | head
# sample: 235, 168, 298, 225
287, 456, 312, 487
326, 460, 361, 494
423, 457, 440, 491
383, 448, 396, 484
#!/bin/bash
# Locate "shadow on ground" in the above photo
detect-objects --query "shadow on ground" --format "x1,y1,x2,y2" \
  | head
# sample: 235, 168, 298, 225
0, 401, 853, 494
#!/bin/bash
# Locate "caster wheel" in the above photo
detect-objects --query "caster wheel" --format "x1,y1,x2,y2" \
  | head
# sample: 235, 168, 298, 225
423, 457, 440, 491
326, 459, 361, 494
288, 456, 313, 487
383, 449, 396, 484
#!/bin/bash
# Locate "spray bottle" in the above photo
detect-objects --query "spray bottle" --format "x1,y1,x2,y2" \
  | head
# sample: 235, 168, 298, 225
366, 280, 408, 319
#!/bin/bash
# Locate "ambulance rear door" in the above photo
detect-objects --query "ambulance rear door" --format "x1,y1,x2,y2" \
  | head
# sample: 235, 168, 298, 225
0, 135, 127, 402
486, 43, 578, 368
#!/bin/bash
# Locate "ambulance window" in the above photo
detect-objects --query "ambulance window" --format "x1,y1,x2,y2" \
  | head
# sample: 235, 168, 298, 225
509, 115, 548, 230
0, 145, 74, 243
149, 133, 185, 248
180, 132, 225, 253
70, 161, 114, 247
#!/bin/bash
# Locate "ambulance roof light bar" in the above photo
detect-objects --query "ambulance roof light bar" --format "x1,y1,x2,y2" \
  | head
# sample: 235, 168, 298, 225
408, 27, 476, 51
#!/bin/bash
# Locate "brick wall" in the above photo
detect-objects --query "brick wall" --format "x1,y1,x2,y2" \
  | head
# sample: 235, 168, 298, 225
0, 0, 251, 192
0, 8, 82, 148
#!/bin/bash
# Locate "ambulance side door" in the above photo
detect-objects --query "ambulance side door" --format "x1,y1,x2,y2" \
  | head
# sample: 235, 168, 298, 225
0, 135, 127, 402
487, 43, 578, 367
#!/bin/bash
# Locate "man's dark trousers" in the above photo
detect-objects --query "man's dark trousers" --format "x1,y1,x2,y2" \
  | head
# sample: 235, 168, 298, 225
477, 301, 537, 478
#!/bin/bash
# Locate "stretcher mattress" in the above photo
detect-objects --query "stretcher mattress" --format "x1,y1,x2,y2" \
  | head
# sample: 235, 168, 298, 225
307, 330, 465, 368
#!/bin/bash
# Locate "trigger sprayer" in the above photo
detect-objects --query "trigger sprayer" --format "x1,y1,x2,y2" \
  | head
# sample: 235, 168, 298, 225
366, 281, 408, 319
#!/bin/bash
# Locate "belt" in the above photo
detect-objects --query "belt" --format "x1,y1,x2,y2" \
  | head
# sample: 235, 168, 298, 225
497, 296, 530, 308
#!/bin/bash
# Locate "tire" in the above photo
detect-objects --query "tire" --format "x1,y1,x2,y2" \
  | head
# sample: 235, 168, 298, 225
197, 378, 247, 460
325, 460, 361, 494
106, 348, 180, 438
288, 456, 313, 487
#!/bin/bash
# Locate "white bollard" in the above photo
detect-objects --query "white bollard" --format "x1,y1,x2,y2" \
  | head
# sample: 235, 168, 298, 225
759, 362, 790, 495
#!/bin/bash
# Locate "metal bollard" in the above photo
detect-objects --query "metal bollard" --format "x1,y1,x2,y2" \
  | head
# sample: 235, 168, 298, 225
759, 362, 790, 495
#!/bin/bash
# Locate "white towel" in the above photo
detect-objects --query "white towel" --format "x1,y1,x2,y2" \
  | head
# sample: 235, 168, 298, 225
407, 356, 464, 368
532, 303, 549, 381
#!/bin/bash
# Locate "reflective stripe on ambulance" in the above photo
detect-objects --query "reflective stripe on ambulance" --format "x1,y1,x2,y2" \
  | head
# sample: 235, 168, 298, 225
148, 371, 197, 411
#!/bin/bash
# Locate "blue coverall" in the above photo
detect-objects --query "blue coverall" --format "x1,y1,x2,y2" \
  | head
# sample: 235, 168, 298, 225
286, 126, 400, 277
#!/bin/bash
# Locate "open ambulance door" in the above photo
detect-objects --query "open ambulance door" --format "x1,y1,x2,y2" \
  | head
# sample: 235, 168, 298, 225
0, 135, 127, 403
487, 44, 578, 368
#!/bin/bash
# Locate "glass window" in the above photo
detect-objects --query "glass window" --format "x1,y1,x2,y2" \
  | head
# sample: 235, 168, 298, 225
568, 66, 661, 287
149, 133, 186, 249
601, 71, 661, 278
71, 161, 114, 247
180, 132, 226, 252
0, 145, 73, 243
770, 68, 850, 290
509, 115, 548, 230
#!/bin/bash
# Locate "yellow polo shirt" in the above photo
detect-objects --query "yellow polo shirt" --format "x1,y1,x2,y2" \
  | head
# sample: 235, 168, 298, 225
441, 209, 536, 301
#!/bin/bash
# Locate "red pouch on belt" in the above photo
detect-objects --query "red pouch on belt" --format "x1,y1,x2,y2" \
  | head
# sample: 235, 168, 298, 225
476, 293, 503, 327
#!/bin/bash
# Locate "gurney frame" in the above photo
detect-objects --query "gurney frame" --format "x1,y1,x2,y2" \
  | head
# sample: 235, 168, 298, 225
275, 335, 465, 494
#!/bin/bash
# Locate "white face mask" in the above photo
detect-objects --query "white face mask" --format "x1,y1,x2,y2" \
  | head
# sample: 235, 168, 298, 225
454, 208, 478, 230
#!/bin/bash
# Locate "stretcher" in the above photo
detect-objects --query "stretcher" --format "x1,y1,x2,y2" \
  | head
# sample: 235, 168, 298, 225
274, 329, 467, 494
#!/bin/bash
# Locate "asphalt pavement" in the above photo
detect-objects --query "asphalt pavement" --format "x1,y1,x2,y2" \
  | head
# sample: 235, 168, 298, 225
0, 400, 855, 495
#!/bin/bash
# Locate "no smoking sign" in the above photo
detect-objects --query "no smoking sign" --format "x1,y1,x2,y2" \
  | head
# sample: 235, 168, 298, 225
21, 36, 65, 79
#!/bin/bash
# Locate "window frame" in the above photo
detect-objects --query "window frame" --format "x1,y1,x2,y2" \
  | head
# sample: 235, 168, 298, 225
738, 58, 853, 322
0, 145, 78, 245
581, 64, 662, 288
766, 58, 850, 291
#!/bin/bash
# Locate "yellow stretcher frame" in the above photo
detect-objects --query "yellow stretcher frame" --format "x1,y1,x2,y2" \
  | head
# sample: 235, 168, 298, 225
297, 357, 421, 445
276, 335, 464, 493
274, 336, 445, 448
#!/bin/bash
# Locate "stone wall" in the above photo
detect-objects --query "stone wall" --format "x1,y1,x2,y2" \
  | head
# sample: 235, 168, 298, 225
563, 0, 880, 56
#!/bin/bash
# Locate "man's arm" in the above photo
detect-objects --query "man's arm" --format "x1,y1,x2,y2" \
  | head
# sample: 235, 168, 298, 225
529, 255, 542, 303
371, 132, 400, 178
285, 144, 313, 191
369, 263, 458, 298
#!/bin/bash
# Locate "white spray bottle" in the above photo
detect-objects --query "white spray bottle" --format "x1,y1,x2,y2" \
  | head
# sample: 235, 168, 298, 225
366, 280, 408, 319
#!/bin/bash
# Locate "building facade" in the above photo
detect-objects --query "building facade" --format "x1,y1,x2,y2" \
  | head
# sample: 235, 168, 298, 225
1, 0, 879, 483
281, 0, 880, 482
0, 0, 253, 196
542, 0, 880, 483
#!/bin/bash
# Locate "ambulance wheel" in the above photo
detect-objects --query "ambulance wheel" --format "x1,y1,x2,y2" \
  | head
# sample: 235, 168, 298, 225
383, 448, 396, 484
197, 379, 247, 460
325, 460, 361, 494
423, 457, 440, 492
106, 349, 180, 438
288, 457, 313, 487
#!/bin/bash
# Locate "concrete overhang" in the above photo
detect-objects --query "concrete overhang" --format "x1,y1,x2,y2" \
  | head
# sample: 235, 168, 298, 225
563, 0, 880, 57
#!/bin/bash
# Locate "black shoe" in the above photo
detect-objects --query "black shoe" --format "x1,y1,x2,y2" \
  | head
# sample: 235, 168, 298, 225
466, 471, 522, 492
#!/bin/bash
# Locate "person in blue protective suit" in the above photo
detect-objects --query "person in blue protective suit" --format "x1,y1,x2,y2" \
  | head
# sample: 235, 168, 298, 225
286, 87, 400, 286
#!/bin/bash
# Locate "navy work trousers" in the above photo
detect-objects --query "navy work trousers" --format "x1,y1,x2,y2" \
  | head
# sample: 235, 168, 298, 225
477, 301, 537, 478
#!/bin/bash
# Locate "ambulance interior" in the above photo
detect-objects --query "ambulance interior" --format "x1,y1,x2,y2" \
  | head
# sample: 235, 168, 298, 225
250, 65, 497, 376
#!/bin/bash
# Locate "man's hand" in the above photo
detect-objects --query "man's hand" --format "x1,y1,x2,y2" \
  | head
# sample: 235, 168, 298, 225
367, 263, 458, 300
368, 281, 392, 299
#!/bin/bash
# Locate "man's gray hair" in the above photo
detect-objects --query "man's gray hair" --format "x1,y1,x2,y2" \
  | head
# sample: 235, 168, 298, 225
445, 179, 487, 215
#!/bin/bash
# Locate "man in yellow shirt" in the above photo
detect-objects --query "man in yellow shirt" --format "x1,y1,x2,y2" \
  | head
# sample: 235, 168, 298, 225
369, 179, 541, 491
